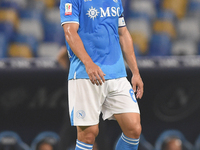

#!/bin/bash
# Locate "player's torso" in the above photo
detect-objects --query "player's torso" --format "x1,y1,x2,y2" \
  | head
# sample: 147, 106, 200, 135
75, 0, 123, 63
66, 0, 127, 80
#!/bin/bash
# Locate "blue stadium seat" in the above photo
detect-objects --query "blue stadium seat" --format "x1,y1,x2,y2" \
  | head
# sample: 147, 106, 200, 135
149, 33, 171, 56
0, 22, 15, 40
152, 0, 162, 11
43, 7, 65, 45
30, 131, 60, 150
195, 134, 200, 150
188, 0, 200, 13
0, 33, 8, 58
0, 131, 30, 150
157, 10, 176, 21
43, 21, 65, 45
154, 129, 193, 150
13, 33, 38, 57
133, 45, 141, 57
199, 42, 200, 55
0, 0, 23, 10
19, 9, 44, 22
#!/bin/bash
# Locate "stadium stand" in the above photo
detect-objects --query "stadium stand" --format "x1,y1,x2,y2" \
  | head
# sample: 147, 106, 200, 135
17, 19, 44, 42
127, 19, 151, 55
154, 130, 193, 150
13, 34, 38, 57
37, 42, 60, 58
188, 0, 200, 18
127, 19, 151, 40
171, 40, 198, 55
25, 0, 46, 11
129, 0, 156, 20
0, 9, 19, 29
18, 9, 44, 21
130, 32, 149, 55
153, 20, 176, 39
149, 33, 171, 56
0, 33, 8, 58
38, 0, 56, 8
0, 22, 15, 41
162, 0, 188, 19
0, 1, 200, 150
156, 10, 176, 21
0, 131, 30, 150
0, 0, 199, 57
177, 17, 200, 42
8, 43, 33, 58
0, 0, 26, 11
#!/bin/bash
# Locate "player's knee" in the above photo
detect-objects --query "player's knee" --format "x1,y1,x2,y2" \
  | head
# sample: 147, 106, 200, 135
125, 123, 142, 139
84, 131, 98, 144
85, 129, 99, 144
78, 125, 99, 144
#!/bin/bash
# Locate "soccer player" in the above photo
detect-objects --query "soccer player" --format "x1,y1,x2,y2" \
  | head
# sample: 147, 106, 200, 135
59, 0, 144, 149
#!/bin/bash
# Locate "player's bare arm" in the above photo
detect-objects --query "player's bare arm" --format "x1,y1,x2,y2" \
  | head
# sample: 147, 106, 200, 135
118, 26, 144, 99
57, 46, 69, 69
62, 23, 105, 86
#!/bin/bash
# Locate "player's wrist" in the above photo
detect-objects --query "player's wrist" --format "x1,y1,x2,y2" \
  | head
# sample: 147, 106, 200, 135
82, 58, 94, 67
131, 67, 140, 75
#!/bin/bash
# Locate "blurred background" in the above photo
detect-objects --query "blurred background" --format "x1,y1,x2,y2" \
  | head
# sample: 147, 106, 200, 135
0, 0, 200, 150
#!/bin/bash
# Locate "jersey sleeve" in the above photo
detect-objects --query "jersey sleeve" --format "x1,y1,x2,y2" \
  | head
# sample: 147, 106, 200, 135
60, 0, 80, 26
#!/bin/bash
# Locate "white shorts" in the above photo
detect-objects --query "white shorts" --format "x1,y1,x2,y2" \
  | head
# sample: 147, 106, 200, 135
68, 77, 140, 126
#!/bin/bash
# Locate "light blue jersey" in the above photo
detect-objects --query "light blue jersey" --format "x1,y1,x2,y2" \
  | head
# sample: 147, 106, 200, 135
60, 0, 127, 80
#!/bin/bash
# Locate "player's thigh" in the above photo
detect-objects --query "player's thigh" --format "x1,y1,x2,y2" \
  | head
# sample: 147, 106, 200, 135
102, 77, 140, 120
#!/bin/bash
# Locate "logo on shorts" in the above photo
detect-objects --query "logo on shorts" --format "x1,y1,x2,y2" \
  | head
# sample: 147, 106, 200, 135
129, 89, 137, 103
76, 110, 86, 119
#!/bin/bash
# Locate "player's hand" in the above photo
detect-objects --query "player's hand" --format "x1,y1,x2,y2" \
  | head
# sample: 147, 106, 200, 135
85, 62, 106, 86
131, 73, 144, 99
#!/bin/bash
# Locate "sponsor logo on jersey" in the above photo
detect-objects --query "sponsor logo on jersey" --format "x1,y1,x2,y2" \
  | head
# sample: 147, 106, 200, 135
86, 6, 120, 20
76, 110, 86, 119
129, 89, 137, 103
86, 6, 100, 20
65, 3, 72, 15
